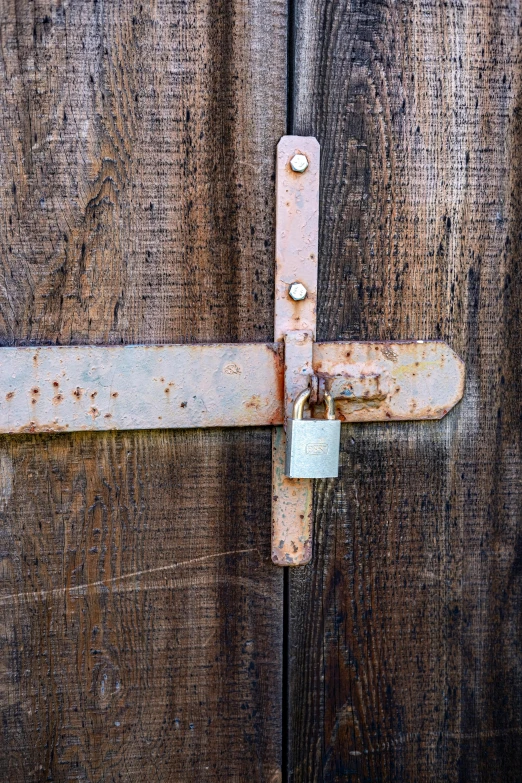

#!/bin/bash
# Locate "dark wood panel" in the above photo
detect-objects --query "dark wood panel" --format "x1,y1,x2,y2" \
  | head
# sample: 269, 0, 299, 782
290, 1, 522, 781
0, 429, 279, 780
0, 1, 286, 780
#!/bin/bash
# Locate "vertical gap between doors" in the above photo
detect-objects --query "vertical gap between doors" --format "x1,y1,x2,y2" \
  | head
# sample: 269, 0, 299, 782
282, 567, 290, 782
283, 1, 296, 779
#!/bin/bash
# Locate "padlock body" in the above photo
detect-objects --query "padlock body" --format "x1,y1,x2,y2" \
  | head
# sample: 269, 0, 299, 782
285, 418, 341, 478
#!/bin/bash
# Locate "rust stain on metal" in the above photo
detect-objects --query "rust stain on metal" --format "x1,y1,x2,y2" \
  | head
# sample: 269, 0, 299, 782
382, 345, 399, 361
244, 395, 264, 410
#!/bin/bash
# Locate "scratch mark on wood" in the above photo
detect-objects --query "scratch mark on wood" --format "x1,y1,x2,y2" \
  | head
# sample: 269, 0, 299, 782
0, 548, 260, 607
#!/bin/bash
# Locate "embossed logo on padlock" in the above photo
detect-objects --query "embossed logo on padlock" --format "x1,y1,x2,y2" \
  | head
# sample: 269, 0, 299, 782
285, 388, 341, 478
306, 443, 329, 455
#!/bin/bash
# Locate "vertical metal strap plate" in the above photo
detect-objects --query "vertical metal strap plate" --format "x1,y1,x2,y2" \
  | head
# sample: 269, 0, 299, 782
272, 136, 320, 565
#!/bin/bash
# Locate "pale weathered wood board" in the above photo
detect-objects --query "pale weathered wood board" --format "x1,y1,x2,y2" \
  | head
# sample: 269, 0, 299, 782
290, 1, 522, 781
0, 1, 286, 780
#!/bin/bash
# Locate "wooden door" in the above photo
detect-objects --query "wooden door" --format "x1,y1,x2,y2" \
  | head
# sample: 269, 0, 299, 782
288, 1, 522, 781
0, 2, 286, 781
1, 2, 521, 782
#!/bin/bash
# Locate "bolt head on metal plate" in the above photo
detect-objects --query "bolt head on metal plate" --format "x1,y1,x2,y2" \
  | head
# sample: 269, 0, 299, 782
290, 153, 309, 173
288, 282, 307, 301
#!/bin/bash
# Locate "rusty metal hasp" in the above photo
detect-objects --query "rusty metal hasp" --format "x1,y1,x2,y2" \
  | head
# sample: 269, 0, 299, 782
0, 136, 465, 566
271, 136, 463, 565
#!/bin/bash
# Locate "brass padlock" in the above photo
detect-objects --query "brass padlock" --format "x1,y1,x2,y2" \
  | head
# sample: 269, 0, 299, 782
285, 388, 341, 478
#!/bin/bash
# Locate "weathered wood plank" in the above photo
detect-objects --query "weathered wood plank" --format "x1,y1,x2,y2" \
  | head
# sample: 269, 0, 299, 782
290, 1, 522, 781
1, 429, 278, 780
0, 1, 286, 780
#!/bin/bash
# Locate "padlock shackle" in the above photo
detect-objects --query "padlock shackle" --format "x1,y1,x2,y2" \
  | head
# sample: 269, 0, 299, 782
293, 388, 311, 420
292, 387, 336, 420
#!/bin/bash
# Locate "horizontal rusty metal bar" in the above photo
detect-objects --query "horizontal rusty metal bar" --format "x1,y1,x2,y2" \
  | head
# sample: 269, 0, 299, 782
0, 341, 464, 435
0, 343, 284, 434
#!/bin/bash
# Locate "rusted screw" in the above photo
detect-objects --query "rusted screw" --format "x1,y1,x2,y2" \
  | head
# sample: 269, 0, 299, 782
289, 282, 307, 301
290, 153, 309, 173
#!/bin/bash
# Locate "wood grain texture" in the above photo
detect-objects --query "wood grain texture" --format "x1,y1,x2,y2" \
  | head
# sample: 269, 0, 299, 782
290, 1, 522, 781
0, 1, 286, 780
0, 430, 279, 781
